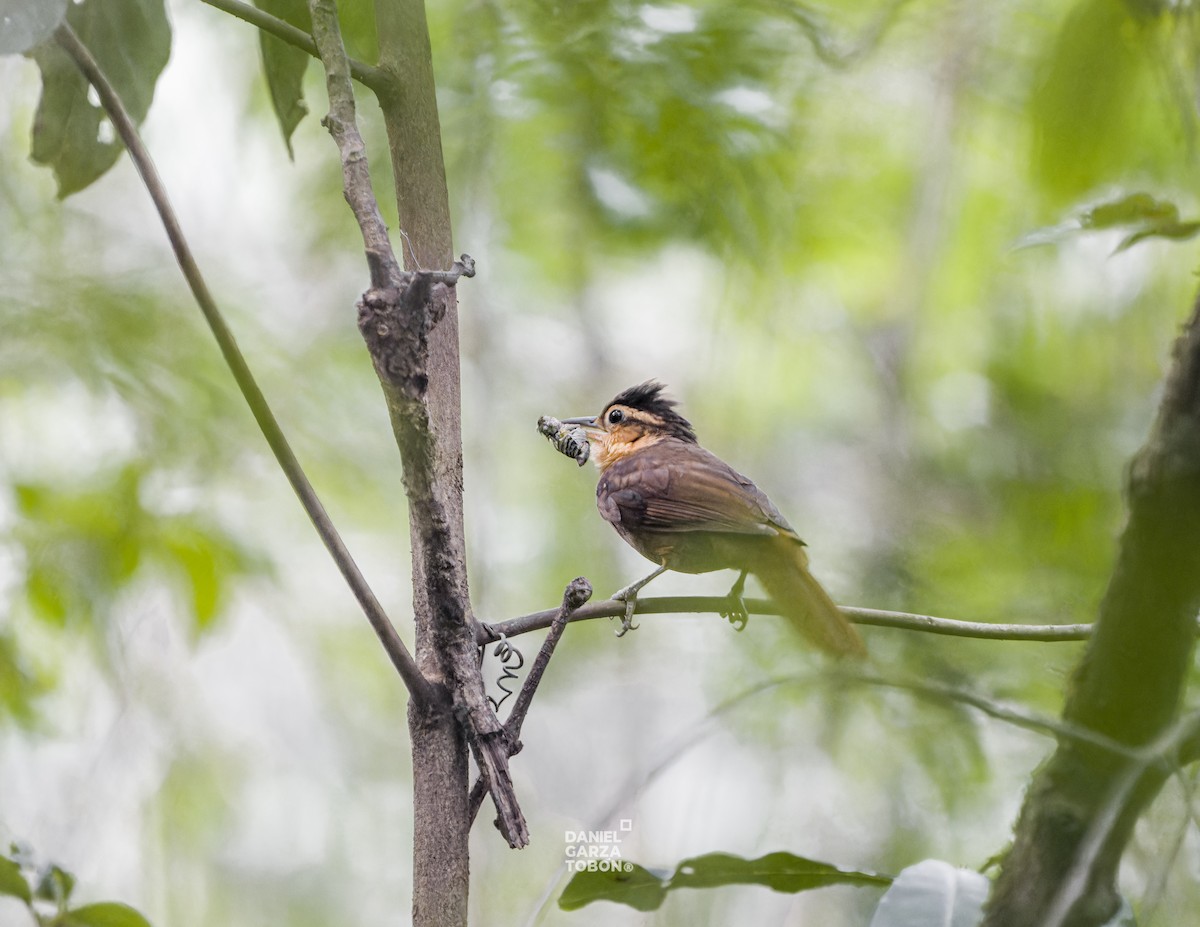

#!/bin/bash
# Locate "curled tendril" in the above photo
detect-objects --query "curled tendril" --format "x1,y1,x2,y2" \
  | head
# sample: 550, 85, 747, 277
486, 634, 525, 712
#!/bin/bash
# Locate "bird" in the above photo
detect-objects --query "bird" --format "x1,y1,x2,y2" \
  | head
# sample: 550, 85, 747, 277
559, 381, 865, 657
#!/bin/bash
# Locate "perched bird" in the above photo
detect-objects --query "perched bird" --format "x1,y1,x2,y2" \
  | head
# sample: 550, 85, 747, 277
560, 381, 865, 657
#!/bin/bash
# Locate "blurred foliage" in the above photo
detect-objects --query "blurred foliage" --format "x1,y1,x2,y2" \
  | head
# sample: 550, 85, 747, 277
0, 847, 154, 927
29, 0, 170, 196
4, 0, 1200, 924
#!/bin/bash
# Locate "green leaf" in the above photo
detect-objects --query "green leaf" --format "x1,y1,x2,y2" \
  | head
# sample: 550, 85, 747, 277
867, 859, 988, 927
1082, 192, 1178, 229
1115, 220, 1200, 253
34, 863, 75, 907
559, 851, 890, 911
29, 0, 171, 196
0, 855, 31, 903
1016, 192, 1200, 254
670, 851, 891, 894
0, 0, 68, 55
62, 902, 154, 927
559, 862, 667, 912
252, 0, 310, 157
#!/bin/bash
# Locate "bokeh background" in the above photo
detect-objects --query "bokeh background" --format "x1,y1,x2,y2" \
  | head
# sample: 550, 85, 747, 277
3, 0, 1200, 924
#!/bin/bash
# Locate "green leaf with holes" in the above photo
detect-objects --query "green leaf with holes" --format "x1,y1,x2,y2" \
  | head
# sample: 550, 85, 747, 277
560, 851, 890, 911
29, 0, 171, 196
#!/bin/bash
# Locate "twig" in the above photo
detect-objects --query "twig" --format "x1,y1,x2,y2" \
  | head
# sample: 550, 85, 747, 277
468, 578, 593, 823
479, 596, 1094, 644
848, 672, 1142, 760
53, 23, 434, 706
199, 0, 390, 92
306, 0, 402, 289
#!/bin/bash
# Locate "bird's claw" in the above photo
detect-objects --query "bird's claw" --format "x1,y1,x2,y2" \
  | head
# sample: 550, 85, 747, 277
720, 570, 750, 631
611, 586, 640, 637
720, 596, 750, 631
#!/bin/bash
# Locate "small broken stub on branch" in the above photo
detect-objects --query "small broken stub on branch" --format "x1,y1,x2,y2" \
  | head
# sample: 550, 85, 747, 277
538, 416, 590, 466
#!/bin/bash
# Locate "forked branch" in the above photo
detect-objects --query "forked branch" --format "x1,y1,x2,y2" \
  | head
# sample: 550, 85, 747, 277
53, 22, 432, 706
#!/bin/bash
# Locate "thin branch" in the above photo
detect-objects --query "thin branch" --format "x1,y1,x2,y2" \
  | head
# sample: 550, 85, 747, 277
199, 0, 391, 93
468, 578, 593, 823
54, 23, 434, 706
479, 596, 1094, 644
306, 0, 403, 289
848, 672, 1142, 760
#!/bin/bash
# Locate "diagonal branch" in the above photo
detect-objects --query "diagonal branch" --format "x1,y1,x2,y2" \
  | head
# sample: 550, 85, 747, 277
53, 23, 433, 705
480, 596, 1094, 644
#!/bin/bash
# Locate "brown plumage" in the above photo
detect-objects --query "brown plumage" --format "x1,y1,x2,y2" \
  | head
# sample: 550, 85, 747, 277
561, 381, 865, 657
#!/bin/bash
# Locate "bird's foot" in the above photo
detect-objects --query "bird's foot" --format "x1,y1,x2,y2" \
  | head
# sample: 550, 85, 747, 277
611, 585, 641, 637
720, 571, 750, 632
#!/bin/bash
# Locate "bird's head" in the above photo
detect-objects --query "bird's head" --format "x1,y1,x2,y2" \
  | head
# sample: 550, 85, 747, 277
562, 381, 697, 469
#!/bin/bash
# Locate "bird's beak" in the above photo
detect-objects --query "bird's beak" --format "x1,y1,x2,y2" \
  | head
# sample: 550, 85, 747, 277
561, 415, 599, 430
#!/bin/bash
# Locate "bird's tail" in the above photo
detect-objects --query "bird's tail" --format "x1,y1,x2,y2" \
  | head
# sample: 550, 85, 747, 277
754, 539, 866, 658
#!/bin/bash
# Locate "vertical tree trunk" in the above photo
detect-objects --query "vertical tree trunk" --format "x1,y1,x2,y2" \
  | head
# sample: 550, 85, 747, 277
984, 295, 1200, 927
372, 2, 473, 923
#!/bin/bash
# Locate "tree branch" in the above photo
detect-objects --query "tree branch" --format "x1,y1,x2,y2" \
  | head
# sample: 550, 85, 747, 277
53, 22, 433, 706
469, 578, 593, 824
307, 0, 402, 290
307, 0, 528, 851
1041, 709, 1200, 927
199, 0, 391, 93
479, 596, 1094, 644
985, 291, 1200, 927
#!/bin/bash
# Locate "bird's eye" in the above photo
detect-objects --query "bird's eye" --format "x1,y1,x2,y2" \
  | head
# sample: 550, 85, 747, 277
607, 408, 624, 425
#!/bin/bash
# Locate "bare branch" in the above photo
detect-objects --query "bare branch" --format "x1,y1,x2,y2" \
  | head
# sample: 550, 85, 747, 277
53, 23, 434, 706
480, 595, 1094, 644
469, 578, 593, 823
306, 0, 403, 289
199, 0, 390, 92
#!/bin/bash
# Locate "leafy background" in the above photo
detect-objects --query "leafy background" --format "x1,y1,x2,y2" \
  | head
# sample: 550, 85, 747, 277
2, 0, 1200, 924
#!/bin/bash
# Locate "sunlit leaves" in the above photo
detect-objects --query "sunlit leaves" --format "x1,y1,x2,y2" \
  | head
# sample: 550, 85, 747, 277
560, 850, 889, 911
29, 0, 170, 196
476, 0, 819, 276
1029, 0, 1185, 203
11, 465, 254, 637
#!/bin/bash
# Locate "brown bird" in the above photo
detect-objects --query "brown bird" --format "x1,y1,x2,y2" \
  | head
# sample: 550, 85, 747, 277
561, 381, 865, 657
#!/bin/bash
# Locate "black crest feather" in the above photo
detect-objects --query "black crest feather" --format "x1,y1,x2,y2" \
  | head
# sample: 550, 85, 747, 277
607, 380, 697, 442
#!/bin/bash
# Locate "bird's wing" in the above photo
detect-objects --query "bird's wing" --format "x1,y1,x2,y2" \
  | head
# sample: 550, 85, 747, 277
598, 442, 800, 540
